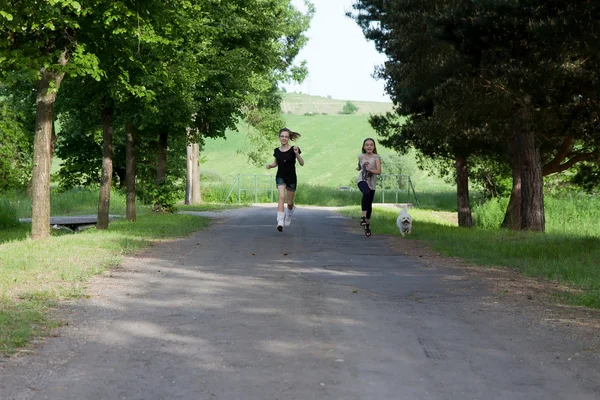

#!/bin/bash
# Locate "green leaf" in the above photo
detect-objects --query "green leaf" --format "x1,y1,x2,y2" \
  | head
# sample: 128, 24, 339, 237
0, 11, 13, 21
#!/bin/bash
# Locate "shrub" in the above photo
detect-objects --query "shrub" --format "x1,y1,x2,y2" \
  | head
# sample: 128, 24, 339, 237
340, 101, 359, 115
472, 197, 508, 229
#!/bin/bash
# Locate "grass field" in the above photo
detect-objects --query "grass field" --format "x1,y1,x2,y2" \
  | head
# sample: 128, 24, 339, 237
280, 92, 394, 116
200, 94, 451, 192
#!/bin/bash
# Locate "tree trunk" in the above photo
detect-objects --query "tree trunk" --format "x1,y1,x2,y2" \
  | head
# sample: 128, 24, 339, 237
515, 106, 545, 232
455, 154, 473, 228
191, 143, 201, 204
97, 103, 113, 230
502, 135, 522, 230
31, 55, 68, 240
126, 122, 136, 222
185, 143, 193, 205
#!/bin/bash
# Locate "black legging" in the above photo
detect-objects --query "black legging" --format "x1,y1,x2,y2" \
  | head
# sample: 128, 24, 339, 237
357, 181, 375, 219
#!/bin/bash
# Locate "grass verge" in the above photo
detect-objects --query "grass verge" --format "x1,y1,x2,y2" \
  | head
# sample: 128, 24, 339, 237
0, 212, 211, 356
339, 206, 600, 309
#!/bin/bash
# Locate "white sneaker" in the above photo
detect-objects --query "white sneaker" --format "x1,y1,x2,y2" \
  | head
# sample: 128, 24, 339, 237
277, 211, 285, 232
285, 206, 296, 226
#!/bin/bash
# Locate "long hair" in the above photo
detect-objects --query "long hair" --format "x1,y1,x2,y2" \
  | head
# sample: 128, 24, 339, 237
361, 137, 378, 154
279, 127, 301, 141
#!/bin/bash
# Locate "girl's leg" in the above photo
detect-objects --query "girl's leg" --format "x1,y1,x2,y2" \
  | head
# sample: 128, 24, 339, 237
286, 190, 295, 210
276, 184, 286, 231
284, 189, 296, 226
357, 181, 371, 220
365, 189, 376, 222
277, 185, 286, 212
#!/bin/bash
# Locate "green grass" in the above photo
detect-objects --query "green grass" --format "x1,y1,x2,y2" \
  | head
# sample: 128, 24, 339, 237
340, 203, 600, 308
0, 301, 61, 353
0, 224, 30, 244
197, 181, 458, 213
474, 194, 600, 237
0, 209, 213, 355
5, 187, 130, 219
177, 203, 248, 212
200, 98, 452, 193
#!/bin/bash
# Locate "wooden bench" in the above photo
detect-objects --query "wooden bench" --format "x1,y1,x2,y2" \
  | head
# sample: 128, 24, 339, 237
19, 215, 122, 232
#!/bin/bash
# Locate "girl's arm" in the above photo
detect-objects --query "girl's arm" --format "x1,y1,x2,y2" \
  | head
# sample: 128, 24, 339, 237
294, 146, 304, 166
356, 155, 362, 171
369, 157, 382, 175
266, 158, 278, 169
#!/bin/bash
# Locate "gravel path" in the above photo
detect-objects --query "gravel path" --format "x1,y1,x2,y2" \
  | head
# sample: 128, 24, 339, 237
1, 206, 599, 399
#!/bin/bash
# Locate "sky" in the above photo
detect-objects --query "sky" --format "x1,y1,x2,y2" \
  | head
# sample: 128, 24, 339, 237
283, 0, 391, 103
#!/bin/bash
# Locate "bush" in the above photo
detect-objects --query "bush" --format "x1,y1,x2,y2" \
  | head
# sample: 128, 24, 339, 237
0, 199, 19, 229
472, 197, 508, 229
140, 178, 183, 213
340, 101, 359, 115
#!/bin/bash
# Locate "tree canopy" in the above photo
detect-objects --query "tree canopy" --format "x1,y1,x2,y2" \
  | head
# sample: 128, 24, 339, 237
350, 0, 600, 231
1, 0, 312, 237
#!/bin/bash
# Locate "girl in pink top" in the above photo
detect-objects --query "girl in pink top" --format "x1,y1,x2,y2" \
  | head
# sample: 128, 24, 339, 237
356, 138, 382, 236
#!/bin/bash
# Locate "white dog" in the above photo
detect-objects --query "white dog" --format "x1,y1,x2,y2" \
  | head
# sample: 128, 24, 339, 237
396, 207, 412, 236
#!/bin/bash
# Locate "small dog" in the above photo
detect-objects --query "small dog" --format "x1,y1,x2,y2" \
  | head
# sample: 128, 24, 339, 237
396, 208, 412, 236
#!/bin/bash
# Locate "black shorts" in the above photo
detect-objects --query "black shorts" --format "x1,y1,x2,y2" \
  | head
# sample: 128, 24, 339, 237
276, 177, 297, 192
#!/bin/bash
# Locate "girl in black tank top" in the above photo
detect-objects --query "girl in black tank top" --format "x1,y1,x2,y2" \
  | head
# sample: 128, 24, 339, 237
266, 128, 305, 231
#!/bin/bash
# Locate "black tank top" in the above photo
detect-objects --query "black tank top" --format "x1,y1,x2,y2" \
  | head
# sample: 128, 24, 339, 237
274, 147, 301, 183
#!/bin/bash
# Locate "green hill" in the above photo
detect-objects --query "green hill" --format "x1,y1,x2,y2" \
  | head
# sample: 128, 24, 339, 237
281, 93, 394, 116
200, 94, 451, 191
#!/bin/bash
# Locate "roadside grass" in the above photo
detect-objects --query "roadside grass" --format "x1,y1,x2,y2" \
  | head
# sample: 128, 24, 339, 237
0, 224, 30, 244
202, 182, 459, 212
340, 202, 600, 309
0, 188, 136, 245
0, 187, 129, 219
474, 194, 600, 237
0, 301, 62, 353
177, 203, 248, 212
0, 211, 211, 356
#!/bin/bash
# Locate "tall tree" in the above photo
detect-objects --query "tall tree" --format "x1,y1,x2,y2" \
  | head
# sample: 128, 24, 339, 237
352, 0, 600, 231
0, 1, 101, 238
351, 0, 486, 227
438, 0, 600, 231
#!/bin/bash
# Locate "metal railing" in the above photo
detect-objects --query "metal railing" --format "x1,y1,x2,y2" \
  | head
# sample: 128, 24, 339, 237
224, 174, 275, 204
377, 174, 420, 207
223, 173, 419, 207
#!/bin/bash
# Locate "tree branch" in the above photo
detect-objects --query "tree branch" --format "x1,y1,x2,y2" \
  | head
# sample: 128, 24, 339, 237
543, 134, 573, 173
543, 151, 596, 175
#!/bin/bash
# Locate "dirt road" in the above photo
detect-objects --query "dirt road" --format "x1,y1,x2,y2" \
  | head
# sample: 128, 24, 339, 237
1, 206, 599, 399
